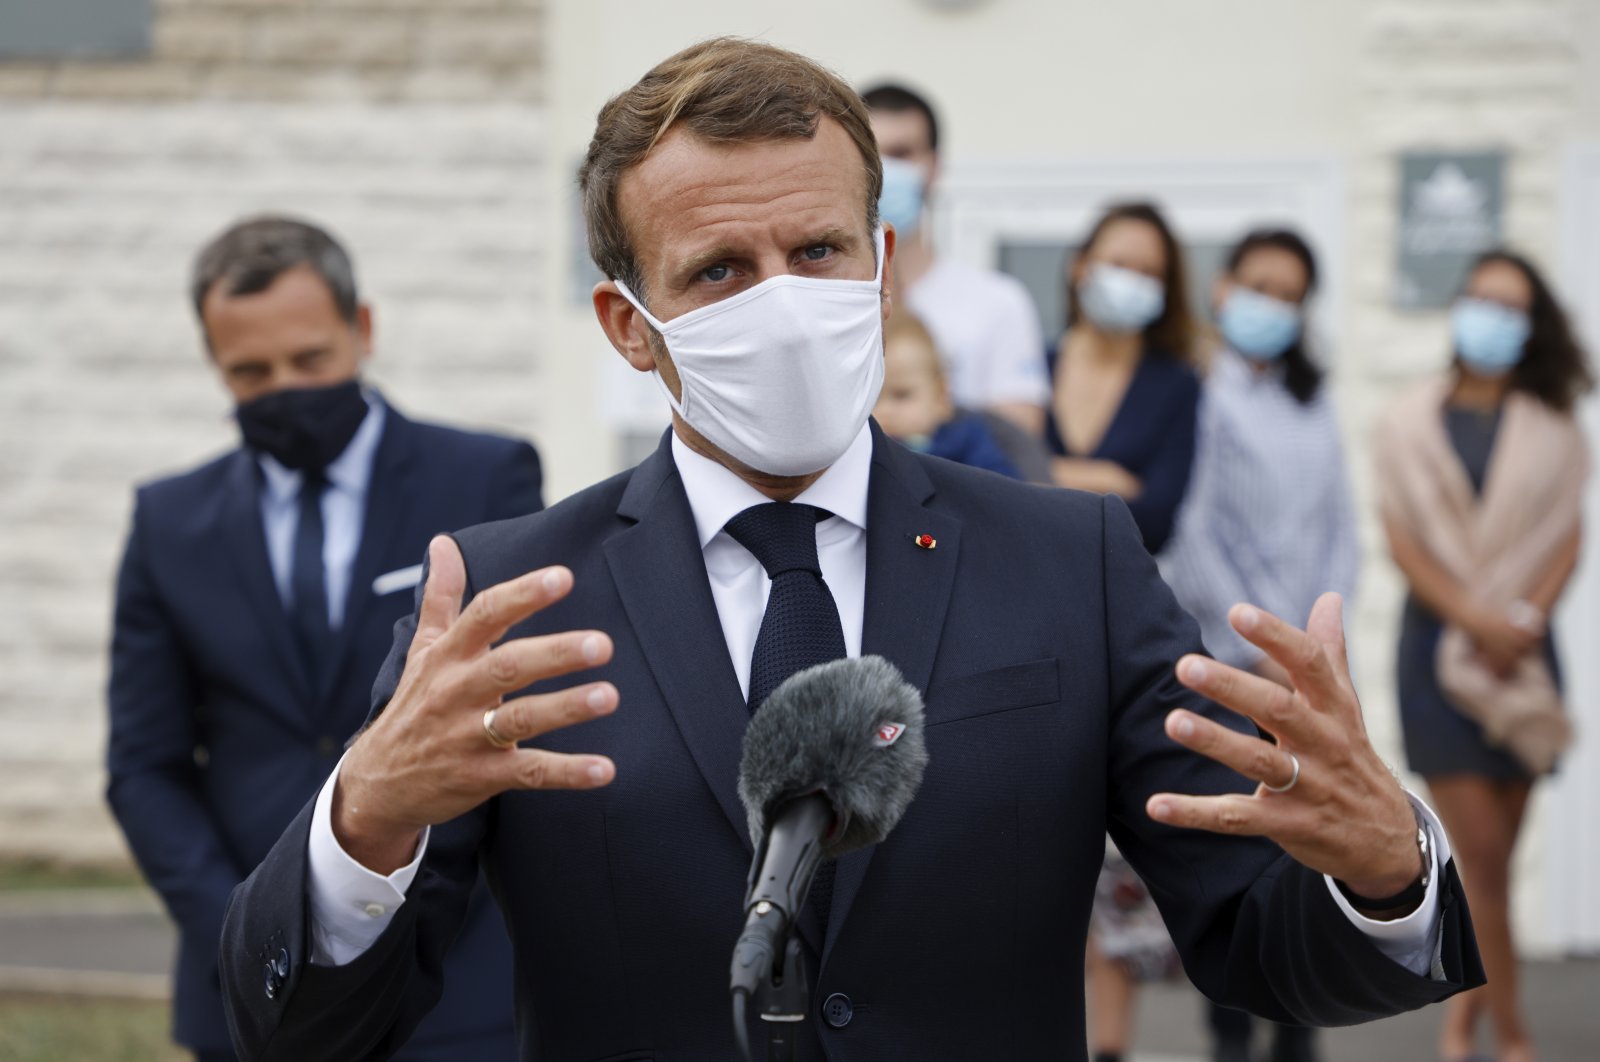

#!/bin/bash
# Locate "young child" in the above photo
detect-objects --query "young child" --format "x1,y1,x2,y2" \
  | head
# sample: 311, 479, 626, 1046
874, 311, 1023, 479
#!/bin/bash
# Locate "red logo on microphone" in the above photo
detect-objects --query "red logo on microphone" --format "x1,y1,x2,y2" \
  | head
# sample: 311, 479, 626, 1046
873, 722, 906, 747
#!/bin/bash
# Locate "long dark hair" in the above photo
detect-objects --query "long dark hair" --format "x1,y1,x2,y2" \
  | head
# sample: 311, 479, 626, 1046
1459, 250, 1593, 413
1067, 201, 1197, 362
1224, 228, 1322, 404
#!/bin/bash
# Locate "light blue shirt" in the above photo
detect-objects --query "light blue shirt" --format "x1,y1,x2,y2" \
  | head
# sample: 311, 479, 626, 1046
1160, 349, 1359, 669
257, 394, 386, 630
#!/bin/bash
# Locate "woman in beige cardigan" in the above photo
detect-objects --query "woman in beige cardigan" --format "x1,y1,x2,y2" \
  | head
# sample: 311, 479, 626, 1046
1377, 251, 1592, 1062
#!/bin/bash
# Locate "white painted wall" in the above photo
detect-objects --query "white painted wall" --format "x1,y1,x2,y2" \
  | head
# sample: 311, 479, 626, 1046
546, 0, 1600, 955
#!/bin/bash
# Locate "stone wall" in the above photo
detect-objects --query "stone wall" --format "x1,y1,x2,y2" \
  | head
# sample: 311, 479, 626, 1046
0, 0, 546, 862
1343, 0, 1582, 950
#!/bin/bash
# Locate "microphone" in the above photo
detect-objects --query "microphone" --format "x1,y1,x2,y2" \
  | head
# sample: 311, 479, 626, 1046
729, 656, 929, 1054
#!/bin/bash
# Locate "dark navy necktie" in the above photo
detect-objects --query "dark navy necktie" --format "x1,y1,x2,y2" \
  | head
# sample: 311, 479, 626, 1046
724, 502, 848, 712
724, 501, 848, 931
289, 471, 331, 689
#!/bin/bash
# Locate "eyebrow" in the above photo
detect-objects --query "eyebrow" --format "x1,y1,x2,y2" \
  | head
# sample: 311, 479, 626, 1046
670, 226, 862, 284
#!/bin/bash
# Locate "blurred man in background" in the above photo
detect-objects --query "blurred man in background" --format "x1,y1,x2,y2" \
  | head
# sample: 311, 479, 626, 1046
105, 216, 537, 1061
864, 81, 1050, 437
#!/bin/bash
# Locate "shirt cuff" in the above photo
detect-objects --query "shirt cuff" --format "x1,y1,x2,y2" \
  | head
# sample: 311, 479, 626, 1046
1323, 789, 1450, 980
306, 751, 430, 967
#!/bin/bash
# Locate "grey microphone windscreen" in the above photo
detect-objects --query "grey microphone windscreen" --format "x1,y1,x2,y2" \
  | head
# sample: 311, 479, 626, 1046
737, 655, 929, 860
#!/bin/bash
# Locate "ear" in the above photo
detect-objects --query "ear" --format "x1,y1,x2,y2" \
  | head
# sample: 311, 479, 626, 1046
1211, 276, 1232, 317
879, 223, 898, 323
593, 281, 657, 374
1069, 252, 1087, 290
354, 303, 375, 361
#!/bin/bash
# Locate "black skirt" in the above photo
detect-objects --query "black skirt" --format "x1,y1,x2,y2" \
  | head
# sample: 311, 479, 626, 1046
1396, 597, 1558, 780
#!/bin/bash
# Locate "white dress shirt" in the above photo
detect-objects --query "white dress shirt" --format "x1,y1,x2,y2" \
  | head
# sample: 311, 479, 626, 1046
906, 258, 1051, 409
303, 423, 1445, 978
673, 422, 872, 698
257, 394, 386, 629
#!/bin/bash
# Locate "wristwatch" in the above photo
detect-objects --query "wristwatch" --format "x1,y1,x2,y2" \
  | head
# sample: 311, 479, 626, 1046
1336, 814, 1432, 913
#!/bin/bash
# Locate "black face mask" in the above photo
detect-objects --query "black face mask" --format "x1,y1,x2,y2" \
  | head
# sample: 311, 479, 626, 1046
236, 380, 369, 472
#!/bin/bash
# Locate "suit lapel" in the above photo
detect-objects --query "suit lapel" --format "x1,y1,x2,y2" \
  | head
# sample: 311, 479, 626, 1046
604, 434, 831, 955
321, 408, 416, 702
604, 435, 753, 850
220, 450, 314, 714
824, 426, 962, 963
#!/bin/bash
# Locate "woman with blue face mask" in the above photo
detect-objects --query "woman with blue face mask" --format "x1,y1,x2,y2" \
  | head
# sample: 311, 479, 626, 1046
1160, 229, 1354, 1062
1376, 251, 1593, 1062
1057, 202, 1200, 1062
1045, 201, 1201, 554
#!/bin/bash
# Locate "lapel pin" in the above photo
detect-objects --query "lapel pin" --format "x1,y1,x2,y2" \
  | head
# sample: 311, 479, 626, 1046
914, 533, 937, 550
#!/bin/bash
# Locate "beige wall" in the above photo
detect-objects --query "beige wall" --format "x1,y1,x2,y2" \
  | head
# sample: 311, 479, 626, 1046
4, 0, 1597, 954
546, 0, 1598, 954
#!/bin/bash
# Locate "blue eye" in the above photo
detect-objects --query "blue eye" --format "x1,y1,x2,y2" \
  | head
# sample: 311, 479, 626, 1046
804, 245, 831, 261
701, 264, 731, 282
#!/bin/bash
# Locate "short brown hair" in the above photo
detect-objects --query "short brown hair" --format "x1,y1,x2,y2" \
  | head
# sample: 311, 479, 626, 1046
578, 37, 882, 301
883, 309, 946, 384
192, 216, 358, 338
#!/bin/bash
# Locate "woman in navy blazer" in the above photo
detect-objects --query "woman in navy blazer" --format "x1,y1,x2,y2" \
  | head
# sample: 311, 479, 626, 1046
1044, 201, 1201, 556
1045, 201, 1201, 1062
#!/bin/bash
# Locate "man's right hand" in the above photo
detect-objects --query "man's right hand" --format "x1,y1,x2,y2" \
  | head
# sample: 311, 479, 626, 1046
333, 535, 618, 873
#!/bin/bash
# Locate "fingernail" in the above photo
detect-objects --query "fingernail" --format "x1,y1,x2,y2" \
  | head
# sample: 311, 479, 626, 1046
1235, 606, 1259, 632
581, 635, 602, 663
1181, 658, 1209, 684
542, 569, 563, 592
1150, 800, 1171, 821
586, 687, 608, 710
587, 761, 609, 782
1171, 713, 1194, 739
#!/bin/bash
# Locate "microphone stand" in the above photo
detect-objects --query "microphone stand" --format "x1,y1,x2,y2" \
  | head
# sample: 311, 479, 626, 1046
731, 795, 832, 1062
756, 935, 809, 1062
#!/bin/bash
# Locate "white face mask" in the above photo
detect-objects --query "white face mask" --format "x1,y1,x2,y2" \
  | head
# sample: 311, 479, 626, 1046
615, 227, 887, 477
1077, 262, 1165, 335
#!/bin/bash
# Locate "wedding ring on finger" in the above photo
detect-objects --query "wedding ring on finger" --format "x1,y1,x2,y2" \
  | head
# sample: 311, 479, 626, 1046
482, 707, 516, 750
1262, 751, 1301, 794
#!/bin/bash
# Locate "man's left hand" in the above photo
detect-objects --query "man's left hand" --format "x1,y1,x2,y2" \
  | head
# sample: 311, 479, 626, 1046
1148, 592, 1424, 905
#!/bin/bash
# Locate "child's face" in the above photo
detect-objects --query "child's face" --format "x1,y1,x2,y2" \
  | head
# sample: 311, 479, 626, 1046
874, 335, 950, 442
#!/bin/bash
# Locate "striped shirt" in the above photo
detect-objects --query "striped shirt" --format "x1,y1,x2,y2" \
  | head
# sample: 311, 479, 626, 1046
1159, 348, 1359, 669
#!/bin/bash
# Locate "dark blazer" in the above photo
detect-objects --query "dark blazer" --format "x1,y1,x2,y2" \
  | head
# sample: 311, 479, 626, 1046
1044, 347, 1201, 552
220, 424, 1481, 1061
108, 402, 542, 1057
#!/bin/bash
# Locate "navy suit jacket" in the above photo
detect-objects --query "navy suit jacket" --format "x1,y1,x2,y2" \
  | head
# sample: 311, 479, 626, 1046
220, 424, 1481, 1061
108, 403, 542, 1055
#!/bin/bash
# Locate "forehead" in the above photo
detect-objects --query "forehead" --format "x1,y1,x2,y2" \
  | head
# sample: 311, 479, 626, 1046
1092, 217, 1165, 260
1236, 245, 1310, 292
616, 117, 870, 278
202, 266, 345, 357
869, 108, 932, 154
1468, 259, 1533, 305
884, 336, 939, 375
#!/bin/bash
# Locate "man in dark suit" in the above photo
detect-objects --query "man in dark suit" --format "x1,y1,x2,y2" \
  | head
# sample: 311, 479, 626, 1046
220, 43, 1481, 1061
108, 216, 539, 1061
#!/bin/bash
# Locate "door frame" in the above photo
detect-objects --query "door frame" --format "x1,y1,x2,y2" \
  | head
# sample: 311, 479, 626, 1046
1549, 143, 1600, 954
930, 156, 1347, 355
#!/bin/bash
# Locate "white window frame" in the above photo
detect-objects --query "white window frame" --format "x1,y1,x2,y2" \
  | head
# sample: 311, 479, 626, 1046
929, 156, 1347, 357
1549, 144, 1600, 955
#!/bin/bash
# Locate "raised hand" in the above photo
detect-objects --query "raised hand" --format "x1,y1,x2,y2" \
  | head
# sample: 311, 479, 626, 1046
333, 536, 618, 873
1147, 592, 1424, 906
